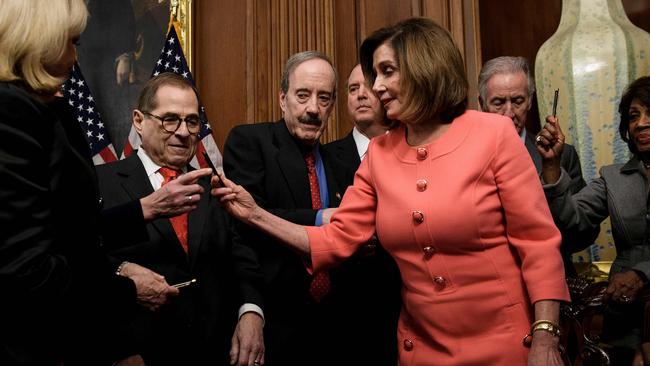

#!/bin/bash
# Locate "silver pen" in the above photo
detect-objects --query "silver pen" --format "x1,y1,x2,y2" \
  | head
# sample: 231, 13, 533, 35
171, 278, 197, 288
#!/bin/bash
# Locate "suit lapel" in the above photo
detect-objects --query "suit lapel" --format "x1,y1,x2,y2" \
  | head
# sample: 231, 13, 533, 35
339, 132, 361, 169
117, 155, 183, 256
274, 121, 312, 208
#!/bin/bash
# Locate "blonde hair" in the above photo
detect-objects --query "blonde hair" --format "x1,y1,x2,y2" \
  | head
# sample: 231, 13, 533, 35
0, 0, 88, 93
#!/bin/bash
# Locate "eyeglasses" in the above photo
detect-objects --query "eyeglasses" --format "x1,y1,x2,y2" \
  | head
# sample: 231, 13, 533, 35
143, 111, 201, 135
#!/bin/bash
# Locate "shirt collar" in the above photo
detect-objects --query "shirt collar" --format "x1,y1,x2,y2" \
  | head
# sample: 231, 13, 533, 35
137, 148, 188, 178
352, 126, 370, 160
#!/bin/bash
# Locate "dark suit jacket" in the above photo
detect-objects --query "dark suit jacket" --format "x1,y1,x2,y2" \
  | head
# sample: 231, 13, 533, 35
96, 154, 264, 365
0, 83, 136, 365
325, 132, 361, 172
525, 132, 586, 275
324, 131, 402, 366
223, 120, 352, 366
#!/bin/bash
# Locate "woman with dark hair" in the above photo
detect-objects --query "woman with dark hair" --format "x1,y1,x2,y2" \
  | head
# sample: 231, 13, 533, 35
214, 17, 568, 365
538, 75, 650, 365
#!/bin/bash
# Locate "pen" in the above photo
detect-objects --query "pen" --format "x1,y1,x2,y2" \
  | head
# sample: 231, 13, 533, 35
172, 279, 197, 288
202, 151, 218, 175
202, 151, 225, 187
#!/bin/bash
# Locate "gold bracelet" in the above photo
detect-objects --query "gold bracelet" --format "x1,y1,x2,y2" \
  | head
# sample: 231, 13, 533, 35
531, 320, 561, 337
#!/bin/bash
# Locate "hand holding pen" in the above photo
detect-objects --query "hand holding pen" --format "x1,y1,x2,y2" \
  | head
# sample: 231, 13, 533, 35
535, 89, 566, 184
535, 89, 560, 146
203, 151, 226, 189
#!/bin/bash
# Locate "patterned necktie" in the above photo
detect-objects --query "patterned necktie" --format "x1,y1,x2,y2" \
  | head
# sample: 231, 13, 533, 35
304, 152, 330, 302
159, 167, 189, 254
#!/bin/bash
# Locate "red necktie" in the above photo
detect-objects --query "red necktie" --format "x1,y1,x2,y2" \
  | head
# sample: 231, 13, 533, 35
159, 167, 189, 254
305, 152, 330, 302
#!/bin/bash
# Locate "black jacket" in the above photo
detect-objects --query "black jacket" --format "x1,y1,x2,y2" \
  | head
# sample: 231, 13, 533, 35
0, 82, 135, 365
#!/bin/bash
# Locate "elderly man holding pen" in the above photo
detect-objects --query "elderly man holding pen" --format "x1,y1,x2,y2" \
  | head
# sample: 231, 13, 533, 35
97, 72, 265, 366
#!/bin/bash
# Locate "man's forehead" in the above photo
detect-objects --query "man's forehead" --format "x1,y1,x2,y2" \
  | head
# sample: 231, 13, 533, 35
153, 85, 199, 107
290, 60, 334, 83
488, 72, 528, 87
487, 74, 528, 94
347, 65, 363, 82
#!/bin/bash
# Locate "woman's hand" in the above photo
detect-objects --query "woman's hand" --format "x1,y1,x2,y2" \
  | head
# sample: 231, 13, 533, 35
530, 300, 563, 366
536, 115, 565, 160
211, 174, 311, 255
211, 174, 259, 223
528, 331, 563, 366
605, 270, 646, 303
537, 115, 565, 184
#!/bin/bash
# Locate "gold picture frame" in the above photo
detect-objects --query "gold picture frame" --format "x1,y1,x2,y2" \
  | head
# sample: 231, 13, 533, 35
171, 0, 193, 71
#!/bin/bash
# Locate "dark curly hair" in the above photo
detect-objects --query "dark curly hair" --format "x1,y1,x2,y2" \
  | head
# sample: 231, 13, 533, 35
618, 76, 650, 154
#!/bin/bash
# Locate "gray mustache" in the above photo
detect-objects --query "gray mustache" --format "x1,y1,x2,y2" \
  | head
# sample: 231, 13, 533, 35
299, 116, 322, 125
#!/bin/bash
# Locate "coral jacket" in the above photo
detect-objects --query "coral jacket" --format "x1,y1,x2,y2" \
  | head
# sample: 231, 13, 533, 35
307, 110, 570, 365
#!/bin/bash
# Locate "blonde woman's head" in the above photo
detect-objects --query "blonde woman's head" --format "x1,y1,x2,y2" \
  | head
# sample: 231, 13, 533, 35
0, 0, 88, 94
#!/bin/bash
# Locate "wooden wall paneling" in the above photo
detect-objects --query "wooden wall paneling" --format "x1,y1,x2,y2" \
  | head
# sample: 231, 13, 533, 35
321, 0, 338, 142
356, 0, 368, 40
462, 0, 481, 110
448, 2, 465, 56
273, 1, 285, 121
246, 0, 256, 122
361, 0, 416, 37
333, 0, 361, 137
195, 0, 248, 149
421, 0, 448, 28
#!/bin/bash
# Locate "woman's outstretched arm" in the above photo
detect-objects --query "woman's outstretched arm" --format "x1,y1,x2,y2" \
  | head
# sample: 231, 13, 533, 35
211, 174, 311, 259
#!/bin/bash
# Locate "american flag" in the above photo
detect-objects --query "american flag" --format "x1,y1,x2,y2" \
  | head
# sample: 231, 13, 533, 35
122, 22, 222, 171
61, 63, 118, 165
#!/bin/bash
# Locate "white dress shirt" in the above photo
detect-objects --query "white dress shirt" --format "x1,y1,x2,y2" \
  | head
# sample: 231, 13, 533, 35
352, 126, 371, 161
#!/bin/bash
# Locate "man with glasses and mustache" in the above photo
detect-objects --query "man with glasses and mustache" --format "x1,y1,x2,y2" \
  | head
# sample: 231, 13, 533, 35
222, 51, 356, 366
96, 72, 265, 366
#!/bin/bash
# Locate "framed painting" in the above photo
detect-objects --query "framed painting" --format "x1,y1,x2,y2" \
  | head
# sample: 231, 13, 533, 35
76, 0, 193, 155
173, 0, 194, 69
